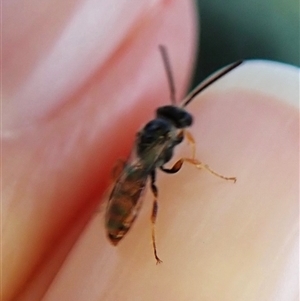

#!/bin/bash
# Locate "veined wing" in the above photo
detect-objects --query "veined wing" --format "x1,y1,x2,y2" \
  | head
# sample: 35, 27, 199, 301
105, 160, 149, 245
105, 138, 174, 245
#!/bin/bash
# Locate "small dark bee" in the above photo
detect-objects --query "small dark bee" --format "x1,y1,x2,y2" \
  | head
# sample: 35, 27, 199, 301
105, 45, 242, 263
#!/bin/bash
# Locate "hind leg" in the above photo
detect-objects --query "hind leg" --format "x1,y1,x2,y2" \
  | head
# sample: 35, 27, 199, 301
150, 170, 163, 264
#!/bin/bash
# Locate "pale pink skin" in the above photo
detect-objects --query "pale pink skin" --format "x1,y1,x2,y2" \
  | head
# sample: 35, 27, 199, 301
2, 0, 299, 301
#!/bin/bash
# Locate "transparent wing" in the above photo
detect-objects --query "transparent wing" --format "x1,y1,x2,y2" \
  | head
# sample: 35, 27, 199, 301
105, 139, 172, 243
105, 161, 148, 243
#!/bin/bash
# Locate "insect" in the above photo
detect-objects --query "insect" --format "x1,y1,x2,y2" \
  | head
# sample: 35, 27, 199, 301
105, 45, 242, 264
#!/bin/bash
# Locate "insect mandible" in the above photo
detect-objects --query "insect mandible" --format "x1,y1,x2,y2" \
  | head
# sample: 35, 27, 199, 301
105, 45, 242, 264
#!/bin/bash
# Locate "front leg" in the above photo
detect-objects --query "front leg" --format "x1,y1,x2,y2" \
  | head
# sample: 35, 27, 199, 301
161, 131, 236, 182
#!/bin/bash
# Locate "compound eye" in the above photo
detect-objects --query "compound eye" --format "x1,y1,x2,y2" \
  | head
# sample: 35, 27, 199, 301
177, 110, 192, 127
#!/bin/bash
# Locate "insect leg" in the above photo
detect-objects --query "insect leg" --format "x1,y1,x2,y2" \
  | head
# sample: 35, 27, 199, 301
150, 170, 163, 264
162, 157, 236, 181
180, 158, 236, 182
184, 130, 196, 159
160, 162, 182, 174
185, 130, 236, 182
161, 130, 236, 182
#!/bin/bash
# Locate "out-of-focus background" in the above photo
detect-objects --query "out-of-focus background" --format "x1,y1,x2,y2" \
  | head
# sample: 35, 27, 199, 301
191, 0, 299, 86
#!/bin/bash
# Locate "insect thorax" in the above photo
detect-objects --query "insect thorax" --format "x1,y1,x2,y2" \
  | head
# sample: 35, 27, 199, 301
136, 106, 193, 169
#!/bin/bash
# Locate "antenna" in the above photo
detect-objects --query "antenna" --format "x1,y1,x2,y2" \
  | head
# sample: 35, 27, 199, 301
159, 45, 176, 105
182, 60, 243, 107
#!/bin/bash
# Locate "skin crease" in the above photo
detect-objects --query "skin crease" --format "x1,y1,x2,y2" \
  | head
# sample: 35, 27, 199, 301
2, 1, 299, 301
